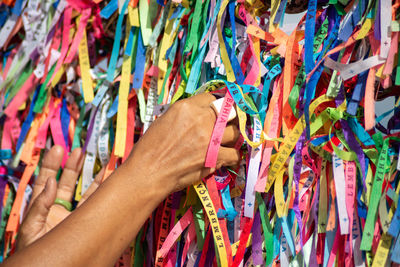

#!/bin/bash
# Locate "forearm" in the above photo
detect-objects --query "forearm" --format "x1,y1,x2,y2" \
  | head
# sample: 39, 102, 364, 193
5, 147, 172, 267
4, 94, 240, 267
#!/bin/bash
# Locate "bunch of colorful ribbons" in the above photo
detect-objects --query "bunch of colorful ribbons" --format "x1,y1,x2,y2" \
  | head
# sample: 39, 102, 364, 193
0, 0, 400, 265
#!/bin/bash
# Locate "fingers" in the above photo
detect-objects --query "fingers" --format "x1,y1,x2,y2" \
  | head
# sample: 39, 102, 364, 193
221, 124, 240, 147
217, 147, 241, 169
18, 177, 57, 250
30, 177, 58, 219
185, 93, 216, 107
56, 148, 84, 203
77, 167, 104, 207
30, 146, 64, 205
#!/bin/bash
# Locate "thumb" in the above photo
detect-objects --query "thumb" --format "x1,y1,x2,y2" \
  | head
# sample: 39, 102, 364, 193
17, 177, 57, 250
30, 177, 58, 220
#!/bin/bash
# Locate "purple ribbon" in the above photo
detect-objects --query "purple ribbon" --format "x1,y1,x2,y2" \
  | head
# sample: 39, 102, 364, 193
252, 211, 264, 265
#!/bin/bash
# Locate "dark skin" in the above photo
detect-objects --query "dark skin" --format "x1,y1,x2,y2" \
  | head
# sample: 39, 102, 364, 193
4, 93, 240, 267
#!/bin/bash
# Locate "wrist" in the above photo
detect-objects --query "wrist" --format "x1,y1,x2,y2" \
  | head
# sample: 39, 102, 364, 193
123, 146, 175, 200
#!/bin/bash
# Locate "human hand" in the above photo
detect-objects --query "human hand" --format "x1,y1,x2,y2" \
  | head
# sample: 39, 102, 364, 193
4, 94, 239, 267
16, 146, 104, 251
127, 93, 241, 193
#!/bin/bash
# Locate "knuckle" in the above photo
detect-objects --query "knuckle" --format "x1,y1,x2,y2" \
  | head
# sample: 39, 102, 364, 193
172, 99, 190, 112
170, 100, 195, 122
197, 125, 211, 142
198, 133, 209, 146
18, 224, 31, 241
58, 184, 73, 193
216, 161, 223, 170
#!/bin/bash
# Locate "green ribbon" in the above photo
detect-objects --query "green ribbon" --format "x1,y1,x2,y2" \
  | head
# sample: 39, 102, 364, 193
256, 193, 274, 266
33, 65, 56, 113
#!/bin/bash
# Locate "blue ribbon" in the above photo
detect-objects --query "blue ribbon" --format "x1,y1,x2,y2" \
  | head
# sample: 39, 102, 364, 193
347, 70, 368, 116
388, 196, 400, 238
273, 217, 282, 258
0, 150, 12, 160
391, 231, 400, 263
185, 0, 222, 93
304, 64, 324, 139
217, 185, 238, 221
106, 0, 130, 83
304, 0, 318, 74
100, 0, 118, 19
92, 0, 129, 107
132, 30, 147, 89
107, 95, 119, 119
16, 86, 40, 152
60, 98, 70, 148
11, 0, 24, 16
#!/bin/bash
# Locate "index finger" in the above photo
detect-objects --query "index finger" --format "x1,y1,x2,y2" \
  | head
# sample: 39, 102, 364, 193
56, 148, 84, 203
